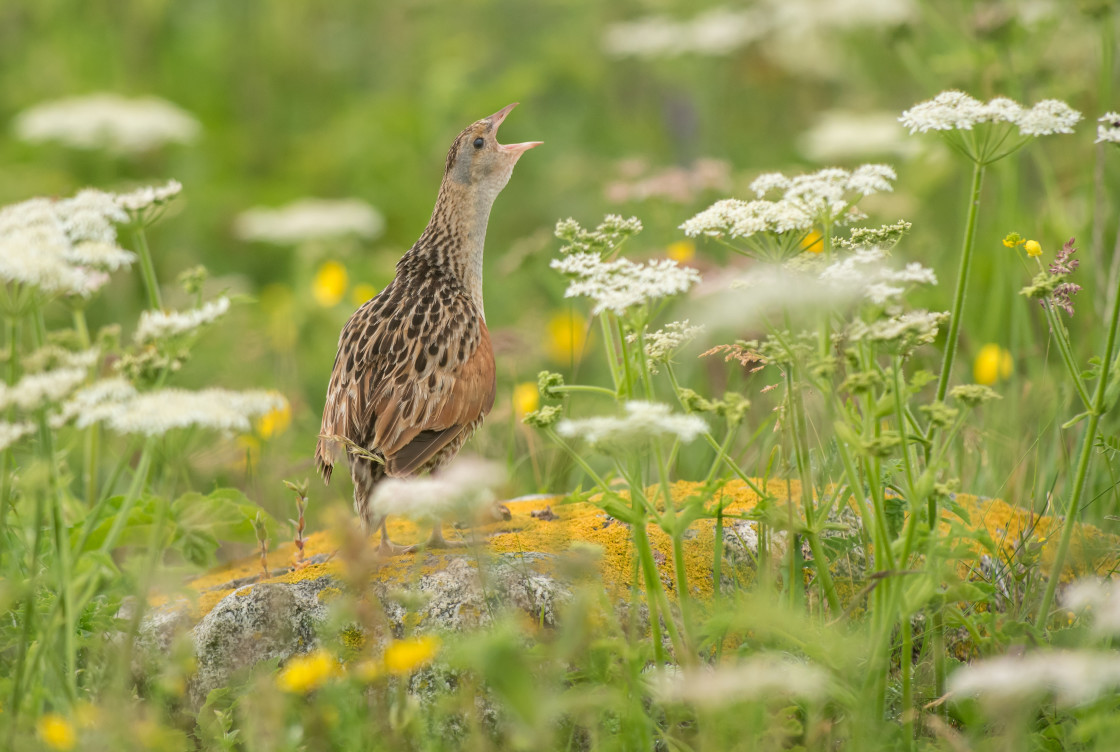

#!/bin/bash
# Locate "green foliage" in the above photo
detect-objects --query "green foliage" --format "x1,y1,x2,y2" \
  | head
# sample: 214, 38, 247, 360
3, 0, 1120, 749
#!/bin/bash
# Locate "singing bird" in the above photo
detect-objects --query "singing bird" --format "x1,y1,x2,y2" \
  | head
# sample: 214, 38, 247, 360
316, 103, 541, 554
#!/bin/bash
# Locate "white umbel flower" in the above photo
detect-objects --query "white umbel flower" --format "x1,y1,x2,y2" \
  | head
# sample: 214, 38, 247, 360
0, 189, 133, 296
1095, 112, 1120, 144
1064, 578, 1120, 635
949, 650, 1120, 708
13, 93, 200, 153
683, 165, 894, 248
115, 180, 183, 212
680, 199, 813, 240
233, 198, 385, 245
63, 241, 137, 271
0, 368, 88, 412
848, 309, 947, 348
649, 655, 828, 707
820, 247, 937, 304
551, 253, 701, 316
603, 7, 768, 58
556, 401, 708, 447
134, 297, 231, 344
0, 421, 36, 451
80, 387, 285, 436
628, 320, 705, 372
799, 110, 920, 161
900, 91, 1081, 137
52, 378, 136, 429
369, 457, 504, 521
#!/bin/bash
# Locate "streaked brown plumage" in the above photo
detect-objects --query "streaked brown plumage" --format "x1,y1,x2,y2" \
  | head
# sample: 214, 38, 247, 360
316, 103, 540, 553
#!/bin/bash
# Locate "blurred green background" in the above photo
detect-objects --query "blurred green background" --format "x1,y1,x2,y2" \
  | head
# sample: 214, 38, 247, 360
1, 0, 1115, 521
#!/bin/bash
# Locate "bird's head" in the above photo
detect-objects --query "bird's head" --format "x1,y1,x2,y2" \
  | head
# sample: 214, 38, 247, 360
443, 103, 541, 197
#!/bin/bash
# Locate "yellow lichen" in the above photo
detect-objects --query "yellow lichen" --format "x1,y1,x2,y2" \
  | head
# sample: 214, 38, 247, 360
173, 480, 1119, 620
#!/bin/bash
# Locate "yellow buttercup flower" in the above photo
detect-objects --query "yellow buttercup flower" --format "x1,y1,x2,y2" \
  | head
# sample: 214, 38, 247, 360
800, 229, 824, 253
1002, 232, 1025, 248
666, 240, 695, 263
312, 260, 348, 307
973, 343, 1013, 385
547, 311, 588, 363
512, 382, 540, 418
351, 282, 378, 307
277, 649, 339, 694
37, 714, 76, 751
1024, 239, 1042, 257
257, 397, 292, 439
383, 635, 440, 675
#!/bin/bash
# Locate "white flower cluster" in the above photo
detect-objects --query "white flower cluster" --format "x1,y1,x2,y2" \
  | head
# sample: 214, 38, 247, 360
1064, 578, 1120, 635
0, 421, 36, 452
76, 384, 285, 437
603, 0, 916, 62
900, 91, 1082, 136
603, 7, 767, 58
22, 346, 100, 373
0, 368, 88, 412
13, 93, 200, 154
370, 458, 504, 521
840, 220, 912, 250
798, 110, 920, 162
134, 297, 231, 344
649, 655, 828, 707
50, 377, 137, 430
115, 180, 183, 213
949, 650, 1120, 708
555, 214, 643, 255
556, 401, 708, 447
233, 198, 385, 245
0, 189, 135, 296
551, 253, 701, 316
820, 247, 937, 304
848, 309, 947, 348
628, 320, 705, 373
1096, 112, 1120, 144
681, 165, 895, 242
680, 198, 812, 240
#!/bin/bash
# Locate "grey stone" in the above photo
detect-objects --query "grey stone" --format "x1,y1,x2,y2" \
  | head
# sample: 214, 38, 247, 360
149, 553, 573, 706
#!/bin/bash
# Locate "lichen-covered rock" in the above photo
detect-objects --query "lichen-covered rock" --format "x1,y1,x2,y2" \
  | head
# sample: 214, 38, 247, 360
190, 576, 333, 704
176, 552, 571, 705
138, 481, 1120, 707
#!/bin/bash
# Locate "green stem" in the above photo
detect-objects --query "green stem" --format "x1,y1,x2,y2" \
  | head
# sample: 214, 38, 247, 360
551, 384, 619, 399
598, 315, 623, 395
72, 307, 91, 348
1036, 219, 1120, 626
787, 367, 841, 613
901, 613, 914, 749
933, 161, 986, 407
95, 438, 155, 555
133, 226, 163, 310
543, 428, 611, 492
39, 409, 77, 701
6, 478, 47, 741
0, 317, 21, 566
1042, 299, 1092, 409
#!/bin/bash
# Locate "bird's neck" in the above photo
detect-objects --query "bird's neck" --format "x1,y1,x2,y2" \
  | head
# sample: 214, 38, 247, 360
410, 178, 500, 316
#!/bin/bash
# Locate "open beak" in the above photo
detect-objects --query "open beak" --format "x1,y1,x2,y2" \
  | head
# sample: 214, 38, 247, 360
489, 102, 543, 155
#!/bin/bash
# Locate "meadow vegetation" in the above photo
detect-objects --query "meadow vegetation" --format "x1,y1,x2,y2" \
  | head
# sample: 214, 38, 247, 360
2, 1, 1120, 750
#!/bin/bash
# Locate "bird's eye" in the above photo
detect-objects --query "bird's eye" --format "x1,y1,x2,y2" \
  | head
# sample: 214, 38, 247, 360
473, 137, 484, 149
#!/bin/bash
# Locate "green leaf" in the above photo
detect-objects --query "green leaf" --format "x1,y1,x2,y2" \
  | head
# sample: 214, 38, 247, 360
170, 488, 279, 546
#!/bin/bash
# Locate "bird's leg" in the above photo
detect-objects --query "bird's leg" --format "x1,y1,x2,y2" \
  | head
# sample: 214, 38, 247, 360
425, 520, 467, 549
376, 517, 416, 556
